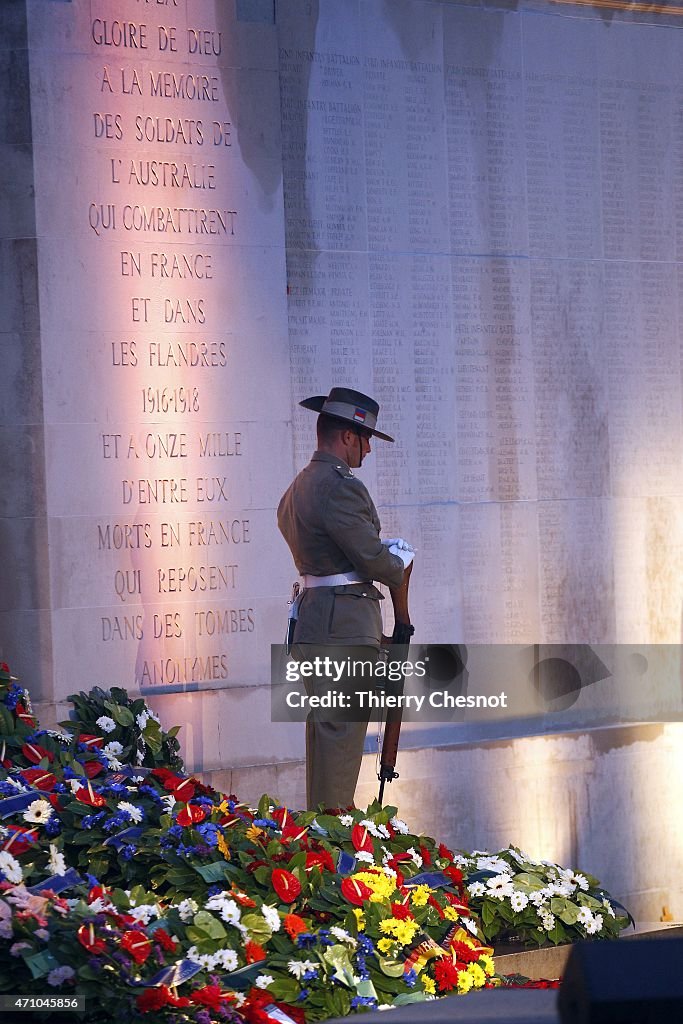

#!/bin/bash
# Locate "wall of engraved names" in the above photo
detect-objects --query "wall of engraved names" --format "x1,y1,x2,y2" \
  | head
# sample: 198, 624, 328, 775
278, 1, 683, 725
28, 0, 292, 711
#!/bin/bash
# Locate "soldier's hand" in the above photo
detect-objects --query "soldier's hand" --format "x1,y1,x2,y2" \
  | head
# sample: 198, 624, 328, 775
382, 537, 415, 553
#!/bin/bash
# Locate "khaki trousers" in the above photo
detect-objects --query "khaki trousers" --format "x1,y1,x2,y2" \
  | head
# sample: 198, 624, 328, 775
291, 644, 377, 810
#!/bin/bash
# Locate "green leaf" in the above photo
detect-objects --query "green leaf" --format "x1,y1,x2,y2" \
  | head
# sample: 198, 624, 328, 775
267, 978, 300, 1002
108, 702, 134, 727
558, 903, 580, 926
242, 912, 272, 943
254, 866, 271, 886
193, 860, 234, 883
378, 956, 405, 979
193, 911, 227, 940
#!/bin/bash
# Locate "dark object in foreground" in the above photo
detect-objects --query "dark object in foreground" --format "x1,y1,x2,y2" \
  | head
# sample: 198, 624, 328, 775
558, 936, 683, 1023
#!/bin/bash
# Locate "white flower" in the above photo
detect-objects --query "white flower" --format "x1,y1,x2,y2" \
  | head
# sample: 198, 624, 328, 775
602, 898, 616, 919
569, 872, 589, 891
24, 799, 53, 825
118, 801, 143, 824
136, 712, 149, 731
68, 780, 82, 795
476, 856, 511, 874
255, 974, 274, 989
47, 965, 75, 987
538, 909, 555, 931
510, 891, 529, 912
407, 847, 423, 868
205, 895, 241, 927
103, 741, 123, 757
88, 898, 111, 914
105, 756, 123, 771
177, 898, 198, 922
215, 948, 238, 971
355, 850, 375, 864
329, 926, 356, 946
360, 819, 387, 835
2, 777, 26, 791
467, 881, 486, 897
233, 993, 246, 1008
0, 852, 23, 884
462, 917, 478, 935
129, 904, 158, 925
288, 959, 316, 979
529, 889, 550, 907
390, 817, 409, 834
48, 845, 66, 876
585, 913, 603, 935
96, 716, 116, 733
547, 881, 575, 897
160, 795, 176, 813
486, 875, 515, 900
576, 906, 594, 926
262, 904, 281, 932
339, 814, 353, 827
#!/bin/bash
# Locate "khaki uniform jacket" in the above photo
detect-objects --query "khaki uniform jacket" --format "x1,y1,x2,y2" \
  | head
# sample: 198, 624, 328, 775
277, 451, 405, 647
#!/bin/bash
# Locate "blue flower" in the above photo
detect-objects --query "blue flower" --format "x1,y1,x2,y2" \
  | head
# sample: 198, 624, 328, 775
404, 969, 417, 988
351, 996, 377, 1009
207, 883, 224, 897
253, 817, 278, 829
296, 933, 316, 949
82, 813, 106, 830
120, 844, 137, 861
302, 969, 318, 982
296, 988, 310, 1002
195, 823, 219, 847
5, 684, 24, 710
139, 785, 162, 804
45, 817, 62, 837
357, 935, 375, 955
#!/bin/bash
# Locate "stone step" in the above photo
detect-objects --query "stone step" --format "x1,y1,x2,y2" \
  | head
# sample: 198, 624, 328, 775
493, 922, 683, 981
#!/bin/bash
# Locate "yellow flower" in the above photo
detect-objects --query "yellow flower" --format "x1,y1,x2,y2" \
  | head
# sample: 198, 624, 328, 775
377, 937, 395, 954
352, 908, 365, 931
443, 906, 460, 922
245, 825, 265, 843
354, 870, 396, 902
379, 917, 419, 946
467, 963, 486, 988
410, 885, 431, 907
422, 976, 435, 995
480, 954, 495, 977
457, 971, 474, 994
217, 832, 230, 861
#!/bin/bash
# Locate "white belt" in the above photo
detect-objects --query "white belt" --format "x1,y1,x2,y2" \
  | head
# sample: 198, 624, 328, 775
302, 572, 365, 588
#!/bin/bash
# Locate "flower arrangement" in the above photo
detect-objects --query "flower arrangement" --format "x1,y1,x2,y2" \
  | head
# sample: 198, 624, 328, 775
0, 664, 629, 1022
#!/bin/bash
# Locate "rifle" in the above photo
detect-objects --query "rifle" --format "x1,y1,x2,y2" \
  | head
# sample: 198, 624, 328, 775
378, 561, 414, 804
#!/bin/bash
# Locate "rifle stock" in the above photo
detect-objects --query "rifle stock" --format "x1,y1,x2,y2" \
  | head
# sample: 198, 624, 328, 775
378, 561, 414, 804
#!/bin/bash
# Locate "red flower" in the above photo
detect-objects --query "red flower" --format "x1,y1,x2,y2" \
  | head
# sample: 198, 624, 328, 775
305, 850, 335, 874
284, 913, 308, 940
433, 956, 459, 992
87, 885, 110, 904
3, 826, 39, 855
444, 865, 464, 888
271, 868, 301, 903
83, 760, 104, 779
77, 923, 107, 954
420, 845, 432, 866
190, 984, 229, 1011
351, 824, 374, 854
390, 902, 414, 920
78, 734, 104, 750
74, 785, 106, 807
165, 777, 195, 802
272, 806, 291, 829
121, 929, 152, 964
21, 743, 54, 765
154, 928, 178, 954
136, 985, 191, 1012
18, 769, 56, 792
15, 703, 36, 727
176, 803, 207, 826
428, 894, 445, 918
450, 939, 482, 965
282, 822, 309, 844
340, 877, 373, 906
245, 940, 267, 963
438, 842, 454, 861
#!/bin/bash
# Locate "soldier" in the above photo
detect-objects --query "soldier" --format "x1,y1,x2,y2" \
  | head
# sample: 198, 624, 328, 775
278, 387, 414, 811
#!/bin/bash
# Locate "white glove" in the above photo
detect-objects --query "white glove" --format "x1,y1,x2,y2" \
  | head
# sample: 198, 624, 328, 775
382, 538, 415, 553
389, 544, 414, 569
